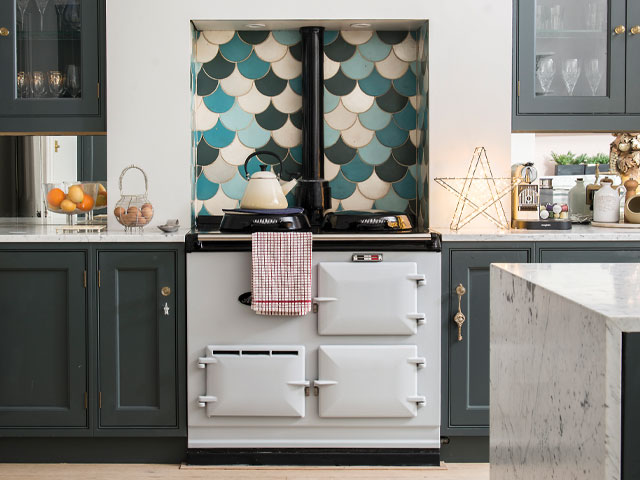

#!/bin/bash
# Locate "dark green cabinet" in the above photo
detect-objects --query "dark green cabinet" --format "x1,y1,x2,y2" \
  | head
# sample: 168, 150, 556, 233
98, 251, 178, 429
538, 243, 640, 262
0, 0, 105, 133
0, 251, 87, 429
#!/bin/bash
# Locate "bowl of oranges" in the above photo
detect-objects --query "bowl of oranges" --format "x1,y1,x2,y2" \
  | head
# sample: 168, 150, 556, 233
44, 182, 100, 223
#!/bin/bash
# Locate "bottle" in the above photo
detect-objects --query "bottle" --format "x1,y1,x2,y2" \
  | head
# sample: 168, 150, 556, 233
568, 178, 588, 219
593, 177, 622, 223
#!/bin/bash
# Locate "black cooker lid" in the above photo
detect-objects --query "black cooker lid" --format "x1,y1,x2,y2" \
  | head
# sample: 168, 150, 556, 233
321, 210, 414, 232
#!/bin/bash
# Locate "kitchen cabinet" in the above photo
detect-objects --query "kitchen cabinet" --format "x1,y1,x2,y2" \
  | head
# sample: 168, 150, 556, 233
622, 333, 640, 479
513, 0, 640, 131
537, 242, 640, 262
0, 0, 106, 133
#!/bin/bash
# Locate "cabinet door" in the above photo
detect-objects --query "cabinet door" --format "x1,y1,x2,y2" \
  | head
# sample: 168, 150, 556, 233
538, 246, 640, 263
517, 0, 626, 114
98, 251, 177, 428
0, 251, 87, 428
448, 248, 530, 428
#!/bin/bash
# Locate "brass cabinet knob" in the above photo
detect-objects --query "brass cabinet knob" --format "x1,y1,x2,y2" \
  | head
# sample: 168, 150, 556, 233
614, 25, 626, 35
0, 27, 9, 37
630, 25, 640, 35
453, 283, 467, 342
161, 286, 171, 296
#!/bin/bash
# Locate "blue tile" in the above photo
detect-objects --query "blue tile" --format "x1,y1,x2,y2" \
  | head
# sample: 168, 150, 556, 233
289, 145, 303, 164
219, 32, 253, 62
272, 30, 301, 45
221, 171, 249, 200
341, 153, 374, 182
393, 102, 417, 130
220, 101, 253, 130
323, 30, 339, 45
202, 86, 234, 113
198, 204, 210, 216
328, 171, 357, 200
237, 51, 270, 79
340, 51, 374, 80
376, 121, 409, 148
237, 119, 271, 148
392, 171, 417, 199
359, 102, 392, 131
358, 137, 392, 165
324, 121, 340, 147
202, 119, 236, 148
290, 75, 303, 95
393, 69, 417, 97
324, 88, 340, 113
196, 172, 219, 200
374, 188, 409, 211
358, 68, 392, 97
359, 33, 392, 62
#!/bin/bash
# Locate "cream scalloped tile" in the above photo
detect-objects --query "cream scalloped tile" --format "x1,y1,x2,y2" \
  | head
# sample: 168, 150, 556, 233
237, 83, 271, 114
271, 50, 301, 80
357, 172, 391, 200
324, 101, 357, 131
219, 136, 256, 166
203, 188, 238, 214
202, 31, 235, 45
341, 30, 374, 45
423, 65, 429, 93
393, 35, 417, 62
195, 34, 219, 63
254, 33, 288, 62
341, 84, 375, 114
195, 199, 204, 214
324, 156, 340, 181
324, 54, 340, 79
409, 129, 421, 147
272, 118, 302, 148
341, 188, 375, 210
341, 118, 375, 148
203, 157, 238, 183
271, 83, 302, 114
408, 95, 418, 110
329, 198, 340, 211
375, 51, 409, 80
220, 66, 254, 97
195, 95, 220, 131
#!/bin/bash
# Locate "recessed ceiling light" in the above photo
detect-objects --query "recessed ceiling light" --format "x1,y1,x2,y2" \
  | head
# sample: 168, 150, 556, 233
350, 23, 372, 28
245, 23, 266, 29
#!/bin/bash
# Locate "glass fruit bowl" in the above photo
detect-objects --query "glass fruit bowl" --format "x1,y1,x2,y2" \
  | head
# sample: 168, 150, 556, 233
43, 182, 100, 224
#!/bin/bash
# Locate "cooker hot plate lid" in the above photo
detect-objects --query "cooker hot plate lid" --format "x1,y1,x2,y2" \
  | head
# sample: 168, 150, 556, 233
322, 210, 414, 232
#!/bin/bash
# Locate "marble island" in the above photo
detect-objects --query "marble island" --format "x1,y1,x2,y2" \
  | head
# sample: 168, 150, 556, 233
490, 263, 640, 480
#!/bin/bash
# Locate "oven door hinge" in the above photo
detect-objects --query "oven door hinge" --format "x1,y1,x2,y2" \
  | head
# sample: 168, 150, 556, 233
407, 313, 426, 326
407, 273, 426, 286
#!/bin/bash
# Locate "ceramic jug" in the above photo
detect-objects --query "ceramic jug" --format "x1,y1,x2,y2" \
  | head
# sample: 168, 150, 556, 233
593, 177, 622, 223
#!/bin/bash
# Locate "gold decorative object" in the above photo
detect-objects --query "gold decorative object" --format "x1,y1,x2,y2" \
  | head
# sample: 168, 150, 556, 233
435, 147, 519, 231
610, 132, 640, 183
454, 283, 466, 342
614, 25, 626, 35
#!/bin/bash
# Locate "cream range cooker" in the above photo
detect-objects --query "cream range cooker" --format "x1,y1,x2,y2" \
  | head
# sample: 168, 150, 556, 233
185, 232, 441, 465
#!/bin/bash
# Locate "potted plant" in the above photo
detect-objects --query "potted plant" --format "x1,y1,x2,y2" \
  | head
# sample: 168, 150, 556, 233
552, 151, 587, 175
585, 153, 610, 174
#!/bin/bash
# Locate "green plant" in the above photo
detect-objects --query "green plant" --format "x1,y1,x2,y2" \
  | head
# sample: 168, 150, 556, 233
551, 151, 581, 165
588, 153, 610, 164
550, 151, 609, 165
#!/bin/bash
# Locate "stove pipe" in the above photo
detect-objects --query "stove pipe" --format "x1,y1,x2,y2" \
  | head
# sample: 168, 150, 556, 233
296, 26, 331, 227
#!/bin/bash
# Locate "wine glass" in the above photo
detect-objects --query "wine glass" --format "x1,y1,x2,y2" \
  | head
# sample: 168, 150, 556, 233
16, 0, 30, 29
34, 0, 49, 31
48, 70, 63, 97
536, 57, 555, 95
562, 58, 581, 96
64, 64, 80, 97
16, 72, 27, 98
30, 71, 46, 97
54, 0, 66, 32
585, 58, 603, 96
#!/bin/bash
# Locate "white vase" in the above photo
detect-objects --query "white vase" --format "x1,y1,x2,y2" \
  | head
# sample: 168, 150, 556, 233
593, 179, 622, 223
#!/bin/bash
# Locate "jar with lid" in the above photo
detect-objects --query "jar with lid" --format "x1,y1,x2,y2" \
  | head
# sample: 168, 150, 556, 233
569, 178, 590, 220
593, 177, 622, 223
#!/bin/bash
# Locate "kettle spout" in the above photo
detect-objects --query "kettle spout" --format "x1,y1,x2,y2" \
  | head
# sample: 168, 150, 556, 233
281, 178, 298, 196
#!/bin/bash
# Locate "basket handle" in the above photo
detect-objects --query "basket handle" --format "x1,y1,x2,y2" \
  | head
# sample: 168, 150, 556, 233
119, 165, 149, 195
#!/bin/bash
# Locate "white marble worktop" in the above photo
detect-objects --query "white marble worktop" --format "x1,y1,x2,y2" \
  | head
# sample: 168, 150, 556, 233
490, 263, 640, 480
435, 224, 640, 242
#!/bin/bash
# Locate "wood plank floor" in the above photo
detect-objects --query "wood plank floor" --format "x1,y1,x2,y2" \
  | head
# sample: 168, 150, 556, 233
0, 463, 489, 479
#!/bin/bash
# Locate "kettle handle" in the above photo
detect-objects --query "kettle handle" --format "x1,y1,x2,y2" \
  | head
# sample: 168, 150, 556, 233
243, 151, 283, 180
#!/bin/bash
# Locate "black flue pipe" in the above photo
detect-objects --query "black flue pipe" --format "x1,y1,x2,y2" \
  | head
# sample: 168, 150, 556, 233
296, 26, 331, 227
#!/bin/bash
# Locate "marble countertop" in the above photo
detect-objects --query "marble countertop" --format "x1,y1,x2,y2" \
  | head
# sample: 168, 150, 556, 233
435, 224, 640, 242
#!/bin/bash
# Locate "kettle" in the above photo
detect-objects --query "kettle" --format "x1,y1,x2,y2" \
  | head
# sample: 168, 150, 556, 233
240, 151, 297, 210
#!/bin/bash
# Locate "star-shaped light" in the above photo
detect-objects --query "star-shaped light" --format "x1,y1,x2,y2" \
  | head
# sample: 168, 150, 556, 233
435, 147, 520, 230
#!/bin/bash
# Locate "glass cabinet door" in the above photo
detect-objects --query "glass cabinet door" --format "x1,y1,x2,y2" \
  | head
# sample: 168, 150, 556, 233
0, 0, 99, 117
517, 0, 626, 114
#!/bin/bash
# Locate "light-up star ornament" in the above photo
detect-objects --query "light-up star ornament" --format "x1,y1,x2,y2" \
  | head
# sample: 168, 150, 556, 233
435, 147, 520, 231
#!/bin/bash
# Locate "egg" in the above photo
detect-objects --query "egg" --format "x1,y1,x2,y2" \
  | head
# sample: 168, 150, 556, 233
141, 205, 153, 219
122, 213, 139, 226
136, 217, 148, 225
127, 206, 139, 215
114, 206, 125, 218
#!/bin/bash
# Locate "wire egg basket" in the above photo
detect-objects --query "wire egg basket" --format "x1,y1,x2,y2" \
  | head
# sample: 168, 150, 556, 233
113, 165, 154, 232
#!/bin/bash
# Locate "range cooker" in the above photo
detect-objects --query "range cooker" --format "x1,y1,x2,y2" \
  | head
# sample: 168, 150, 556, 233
185, 229, 441, 465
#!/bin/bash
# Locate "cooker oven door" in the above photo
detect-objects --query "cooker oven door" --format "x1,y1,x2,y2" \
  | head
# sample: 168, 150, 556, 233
315, 262, 426, 335
197, 346, 308, 417
314, 345, 426, 418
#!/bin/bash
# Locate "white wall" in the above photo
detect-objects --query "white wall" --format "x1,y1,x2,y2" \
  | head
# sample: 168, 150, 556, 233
106, 0, 512, 230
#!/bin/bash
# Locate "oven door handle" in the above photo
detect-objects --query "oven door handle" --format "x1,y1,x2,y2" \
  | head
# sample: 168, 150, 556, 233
407, 356, 426, 368
407, 395, 426, 406
313, 297, 337, 303
407, 274, 426, 286
197, 357, 218, 369
198, 395, 218, 408
287, 380, 311, 387
313, 380, 338, 387
407, 313, 426, 325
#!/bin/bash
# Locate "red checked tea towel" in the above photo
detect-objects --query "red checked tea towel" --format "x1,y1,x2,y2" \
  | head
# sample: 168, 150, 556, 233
251, 232, 313, 316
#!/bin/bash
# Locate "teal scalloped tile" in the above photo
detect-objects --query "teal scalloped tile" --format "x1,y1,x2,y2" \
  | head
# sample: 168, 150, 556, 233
290, 76, 302, 95
197, 139, 219, 166
221, 171, 249, 200
237, 119, 270, 148
281, 153, 302, 181
340, 50, 374, 80
255, 69, 288, 96
374, 188, 409, 211
376, 88, 408, 113
197, 69, 218, 96
393, 102, 417, 130
359, 102, 392, 131
220, 100, 253, 130
358, 68, 392, 96
238, 51, 270, 79
410, 60, 418, 75
240, 155, 268, 178
392, 140, 417, 166
328, 170, 357, 199
255, 103, 287, 131
272, 30, 301, 46
324, 121, 340, 147
202, 119, 236, 148
260, 139, 289, 162
219, 32, 253, 62
324, 88, 340, 113
378, 31, 409, 45
290, 42, 302, 62
198, 204, 209, 216
324, 30, 339, 45
203, 52, 235, 80
376, 121, 409, 148
358, 136, 392, 165
393, 69, 417, 96
324, 35, 356, 62
341, 153, 374, 182
325, 69, 357, 96
196, 172, 219, 200
325, 137, 356, 165
238, 30, 270, 45
359, 33, 392, 62
290, 110, 303, 129
392, 171, 417, 199
289, 145, 303, 163
375, 157, 407, 182
202, 86, 234, 113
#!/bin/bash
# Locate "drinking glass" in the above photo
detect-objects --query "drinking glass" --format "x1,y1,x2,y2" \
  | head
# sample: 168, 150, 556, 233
16, 0, 30, 28
550, 5, 563, 31
48, 70, 63, 97
64, 64, 80, 97
16, 72, 27, 98
34, 0, 49, 31
562, 58, 581, 96
536, 57, 555, 94
585, 58, 603, 96
54, 0, 66, 32
30, 71, 46, 97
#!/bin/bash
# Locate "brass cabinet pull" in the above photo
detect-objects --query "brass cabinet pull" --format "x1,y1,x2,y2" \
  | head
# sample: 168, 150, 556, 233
453, 283, 466, 342
0, 27, 9, 37
631, 25, 640, 35
614, 25, 626, 35
161, 286, 171, 296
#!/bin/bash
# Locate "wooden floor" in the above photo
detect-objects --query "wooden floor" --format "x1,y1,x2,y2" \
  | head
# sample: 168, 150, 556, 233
0, 463, 489, 480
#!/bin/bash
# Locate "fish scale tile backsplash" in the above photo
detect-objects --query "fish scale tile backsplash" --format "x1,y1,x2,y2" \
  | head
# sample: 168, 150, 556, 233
191, 27, 428, 221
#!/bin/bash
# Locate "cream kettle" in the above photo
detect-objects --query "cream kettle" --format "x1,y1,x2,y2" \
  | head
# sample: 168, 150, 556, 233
240, 151, 297, 210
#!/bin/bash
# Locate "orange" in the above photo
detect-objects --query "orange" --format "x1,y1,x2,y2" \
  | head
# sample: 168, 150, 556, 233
60, 199, 76, 212
46, 188, 65, 207
76, 193, 95, 211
